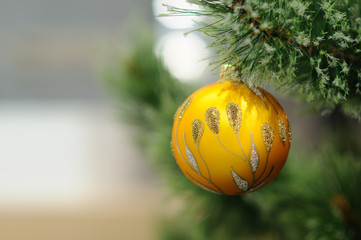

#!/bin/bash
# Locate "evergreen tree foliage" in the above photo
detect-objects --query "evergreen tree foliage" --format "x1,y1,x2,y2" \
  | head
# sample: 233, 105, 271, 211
166, 0, 361, 119
104, 31, 361, 239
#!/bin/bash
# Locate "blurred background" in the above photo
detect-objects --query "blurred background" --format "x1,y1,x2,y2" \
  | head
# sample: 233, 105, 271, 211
0, 0, 350, 240
0, 1, 160, 239
0, 0, 221, 239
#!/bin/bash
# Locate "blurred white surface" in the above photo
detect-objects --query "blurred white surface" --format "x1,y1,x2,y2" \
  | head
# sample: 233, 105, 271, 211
0, 102, 162, 239
156, 31, 210, 81
0, 102, 160, 212
0, 103, 90, 207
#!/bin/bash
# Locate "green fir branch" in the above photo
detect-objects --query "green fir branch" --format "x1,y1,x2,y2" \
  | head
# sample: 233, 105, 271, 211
168, 0, 361, 119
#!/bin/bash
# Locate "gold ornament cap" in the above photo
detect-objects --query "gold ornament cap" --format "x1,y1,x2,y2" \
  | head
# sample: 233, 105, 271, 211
219, 65, 239, 82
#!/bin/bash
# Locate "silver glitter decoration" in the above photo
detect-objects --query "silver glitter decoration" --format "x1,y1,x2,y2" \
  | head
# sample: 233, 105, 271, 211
178, 97, 193, 120
261, 122, 274, 152
249, 133, 259, 173
226, 102, 242, 134
249, 85, 265, 101
248, 166, 274, 192
184, 134, 199, 173
185, 172, 220, 194
192, 119, 204, 147
249, 85, 269, 109
205, 107, 220, 134
193, 179, 220, 194
248, 179, 266, 192
278, 115, 287, 142
231, 169, 248, 192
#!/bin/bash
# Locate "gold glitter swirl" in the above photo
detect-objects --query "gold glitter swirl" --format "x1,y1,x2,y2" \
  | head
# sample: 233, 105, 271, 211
261, 123, 274, 152
278, 115, 287, 142
178, 97, 193, 120
205, 107, 220, 134
192, 119, 204, 147
231, 169, 248, 192
226, 102, 242, 134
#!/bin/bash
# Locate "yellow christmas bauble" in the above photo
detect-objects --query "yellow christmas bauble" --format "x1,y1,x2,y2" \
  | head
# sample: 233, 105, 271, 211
171, 71, 291, 195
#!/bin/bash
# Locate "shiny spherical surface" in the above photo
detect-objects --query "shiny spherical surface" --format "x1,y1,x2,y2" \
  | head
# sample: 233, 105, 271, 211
171, 79, 291, 195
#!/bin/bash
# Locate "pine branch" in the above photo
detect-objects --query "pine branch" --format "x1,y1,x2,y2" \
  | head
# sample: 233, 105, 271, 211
214, 0, 361, 69
169, 0, 361, 118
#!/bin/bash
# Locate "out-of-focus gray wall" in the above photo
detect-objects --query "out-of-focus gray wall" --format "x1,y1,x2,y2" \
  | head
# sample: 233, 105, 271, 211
0, 0, 152, 100
0, 2, 163, 240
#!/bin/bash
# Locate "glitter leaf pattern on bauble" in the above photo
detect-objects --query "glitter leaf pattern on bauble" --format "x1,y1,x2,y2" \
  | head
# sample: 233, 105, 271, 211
287, 119, 292, 144
205, 107, 220, 134
249, 133, 259, 173
192, 119, 204, 147
184, 134, 200, 173
226, 102, 242, 134
178, 97, 193, 121
261, 123, 274, 152
185, 172, 220, 194
278, 115, 287, 142
250, 85, 264, 100
231, 169, 248, 192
